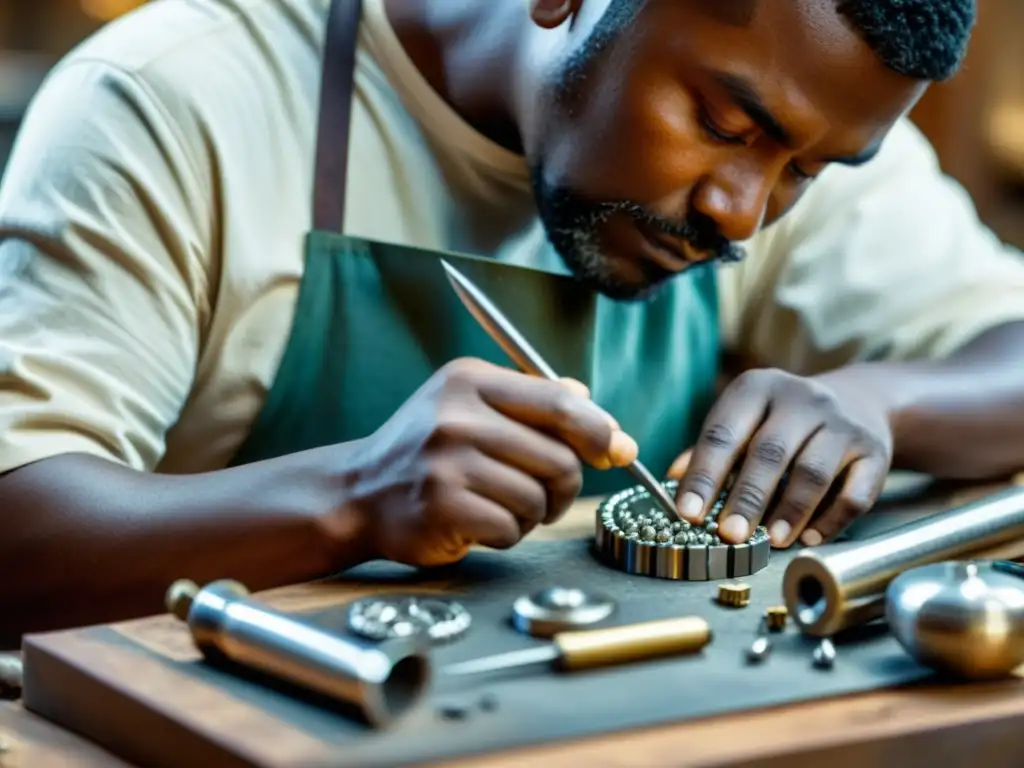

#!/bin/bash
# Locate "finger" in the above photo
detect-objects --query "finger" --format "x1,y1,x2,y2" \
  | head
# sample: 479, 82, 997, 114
445, 489, 525, 551
463, 453, 549, 526
760, 431, 850, 548
801, 456, 887, 546
716, 416, 821, 544
477, 370, 637, 469
677, 389, 769, 523
446, 411, 584, 523
666, 450, 692, 481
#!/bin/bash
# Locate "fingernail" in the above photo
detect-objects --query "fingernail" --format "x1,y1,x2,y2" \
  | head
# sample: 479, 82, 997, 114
608, 432, 638, 467
801, 529, 823, 547
769, 521, 791, 547
679, 492, 704, 521
721, 516, 749, 543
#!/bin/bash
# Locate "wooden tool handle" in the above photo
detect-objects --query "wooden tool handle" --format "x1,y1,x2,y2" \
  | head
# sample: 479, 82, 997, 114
554, 616, 712, 671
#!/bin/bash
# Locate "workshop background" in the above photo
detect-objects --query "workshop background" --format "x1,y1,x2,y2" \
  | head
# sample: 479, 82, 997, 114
2, 0, 1024, 246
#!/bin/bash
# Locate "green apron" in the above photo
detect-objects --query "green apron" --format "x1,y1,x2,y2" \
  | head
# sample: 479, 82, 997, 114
230, 0, 721, 497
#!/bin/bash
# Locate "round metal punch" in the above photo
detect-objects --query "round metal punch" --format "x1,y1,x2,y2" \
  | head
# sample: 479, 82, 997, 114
594, 479, 770, 581
346, 596, 472, 645
511, 586, 617, 638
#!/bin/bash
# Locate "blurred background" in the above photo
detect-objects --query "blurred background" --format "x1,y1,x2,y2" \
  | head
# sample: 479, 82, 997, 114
1, 0, 1023, 246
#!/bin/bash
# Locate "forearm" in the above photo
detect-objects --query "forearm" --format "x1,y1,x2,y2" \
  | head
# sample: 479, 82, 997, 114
821, 322, 1024, 480
0, 446, 372, 645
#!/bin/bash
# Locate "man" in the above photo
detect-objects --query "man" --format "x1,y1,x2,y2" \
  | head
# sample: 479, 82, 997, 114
2, 0, 1023, 641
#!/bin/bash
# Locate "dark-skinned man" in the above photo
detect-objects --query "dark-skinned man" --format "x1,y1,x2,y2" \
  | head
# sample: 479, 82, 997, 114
2, 0, 1023, 645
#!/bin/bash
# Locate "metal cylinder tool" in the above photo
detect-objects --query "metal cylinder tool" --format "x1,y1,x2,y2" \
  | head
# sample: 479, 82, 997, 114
166, 579, 431, 728
783, 486, 1024, 637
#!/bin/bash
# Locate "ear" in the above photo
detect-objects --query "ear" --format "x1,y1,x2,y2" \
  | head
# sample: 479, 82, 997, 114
528, 0, 584, 30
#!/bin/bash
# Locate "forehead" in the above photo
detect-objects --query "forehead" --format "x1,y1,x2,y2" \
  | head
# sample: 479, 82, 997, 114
628, 0, 923, 151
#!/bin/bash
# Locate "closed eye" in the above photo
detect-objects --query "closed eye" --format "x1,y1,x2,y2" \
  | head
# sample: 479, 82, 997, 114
698, 106, 746, 146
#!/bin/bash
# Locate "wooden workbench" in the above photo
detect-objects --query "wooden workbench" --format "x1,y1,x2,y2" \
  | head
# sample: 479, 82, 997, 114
3, 477, 1024, 768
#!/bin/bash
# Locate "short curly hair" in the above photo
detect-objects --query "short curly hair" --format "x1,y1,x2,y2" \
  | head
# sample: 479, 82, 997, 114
837, 0, 976, 81
593, 0, 977, 82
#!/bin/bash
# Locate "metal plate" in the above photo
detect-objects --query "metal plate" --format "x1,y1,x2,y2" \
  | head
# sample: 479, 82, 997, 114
511, 586, 616, 637
346, 595, 472, 644
594, 480, 771, 581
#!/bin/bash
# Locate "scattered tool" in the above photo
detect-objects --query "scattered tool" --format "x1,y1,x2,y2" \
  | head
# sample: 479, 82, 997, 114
166, 579, 431, 728
784, 485, 1024, 637
886, 560, 1024, 679
443, 616, 711, 680
764, 606, 788, 632
746, 635, 772, 664
346, 595, 472, 644
717, 583, 752, 608
812, 638, 837, 670
512, 586, 616, 638
441, 259, 680, 521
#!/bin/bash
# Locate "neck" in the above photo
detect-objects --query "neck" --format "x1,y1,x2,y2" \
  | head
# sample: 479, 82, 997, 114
382, 0, 527, 153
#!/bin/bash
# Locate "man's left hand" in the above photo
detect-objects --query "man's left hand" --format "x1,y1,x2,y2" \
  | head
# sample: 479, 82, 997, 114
668, 368, 893, 548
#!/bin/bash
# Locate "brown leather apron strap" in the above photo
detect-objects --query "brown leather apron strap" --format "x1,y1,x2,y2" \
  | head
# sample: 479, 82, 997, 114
312, 0, 364, 232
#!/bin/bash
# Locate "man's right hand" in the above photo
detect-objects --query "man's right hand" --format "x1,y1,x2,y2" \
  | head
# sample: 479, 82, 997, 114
344, 358, 639, 567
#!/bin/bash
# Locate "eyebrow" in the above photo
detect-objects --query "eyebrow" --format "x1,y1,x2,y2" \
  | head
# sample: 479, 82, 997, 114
709, 70, 884, 167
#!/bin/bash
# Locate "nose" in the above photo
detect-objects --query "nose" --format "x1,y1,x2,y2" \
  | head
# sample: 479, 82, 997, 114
690, 160, 773, 243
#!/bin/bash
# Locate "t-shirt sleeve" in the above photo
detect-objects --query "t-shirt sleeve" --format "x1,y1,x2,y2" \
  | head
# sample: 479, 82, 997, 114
731, 119, 1024, 374
0, 60, 211, 474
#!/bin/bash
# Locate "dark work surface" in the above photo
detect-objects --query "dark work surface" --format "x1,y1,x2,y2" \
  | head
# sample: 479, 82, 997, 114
81, 535, 937, 768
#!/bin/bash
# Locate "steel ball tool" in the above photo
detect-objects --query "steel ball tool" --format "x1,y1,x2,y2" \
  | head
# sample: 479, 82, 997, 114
440, 258, 680, 521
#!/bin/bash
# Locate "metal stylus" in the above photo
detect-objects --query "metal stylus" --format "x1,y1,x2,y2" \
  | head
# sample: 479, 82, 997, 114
440, 259, 680, 521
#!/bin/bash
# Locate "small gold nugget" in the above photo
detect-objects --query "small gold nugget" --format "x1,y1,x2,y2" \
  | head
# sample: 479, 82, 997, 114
765, 605, 788, 632
716, 582, 751, 608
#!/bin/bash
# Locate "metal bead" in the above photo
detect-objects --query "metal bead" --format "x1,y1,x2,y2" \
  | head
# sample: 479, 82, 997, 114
711, 535, 722, 546
640, 525, 657, 541
671, 521, 683, 533
813, 638, 837, 670
673, 532, 689, 546
705, 521, 719, 534
637, 515, 651, 527
746, 635, 772, 664
624, 522, 639, 535
655, 530, 671, 544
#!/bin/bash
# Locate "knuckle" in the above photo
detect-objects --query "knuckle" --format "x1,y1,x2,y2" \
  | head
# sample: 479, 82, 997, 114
731, 482, 769, 519
834, 493, 872, 523
750, 436, 788, 467
792, 458, 833, 491
427, 415, 471, 449
439, 357, 487, 387
684, 468, 718, 496
772, 497, 813, 523
700, 422, 738, 451
806, 384, 839, 411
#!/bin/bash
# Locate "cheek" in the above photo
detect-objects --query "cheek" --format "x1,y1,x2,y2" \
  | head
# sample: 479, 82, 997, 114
538, 66, 712, 203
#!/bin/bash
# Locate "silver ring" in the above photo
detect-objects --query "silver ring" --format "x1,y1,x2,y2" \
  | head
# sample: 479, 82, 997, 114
594, 479, 771, 581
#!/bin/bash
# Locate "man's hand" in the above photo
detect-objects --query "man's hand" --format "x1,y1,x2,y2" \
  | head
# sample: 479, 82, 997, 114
669, 368, 893, 549
345, 358, 639, 568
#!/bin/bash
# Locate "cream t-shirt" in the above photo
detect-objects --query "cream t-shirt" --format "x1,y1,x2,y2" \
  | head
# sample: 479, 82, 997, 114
2, 0, 1024, 476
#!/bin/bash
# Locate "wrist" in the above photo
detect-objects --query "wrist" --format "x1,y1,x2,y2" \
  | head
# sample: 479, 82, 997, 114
303, 439, 380, 570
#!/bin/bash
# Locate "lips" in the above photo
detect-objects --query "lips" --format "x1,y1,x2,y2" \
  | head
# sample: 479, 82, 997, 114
635, 220, 697, 272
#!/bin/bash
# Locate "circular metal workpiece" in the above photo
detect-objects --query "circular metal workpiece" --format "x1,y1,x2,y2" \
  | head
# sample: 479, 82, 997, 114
346, 595, 472, 645
594, 479, 770, 581
512, 586, 616, 637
